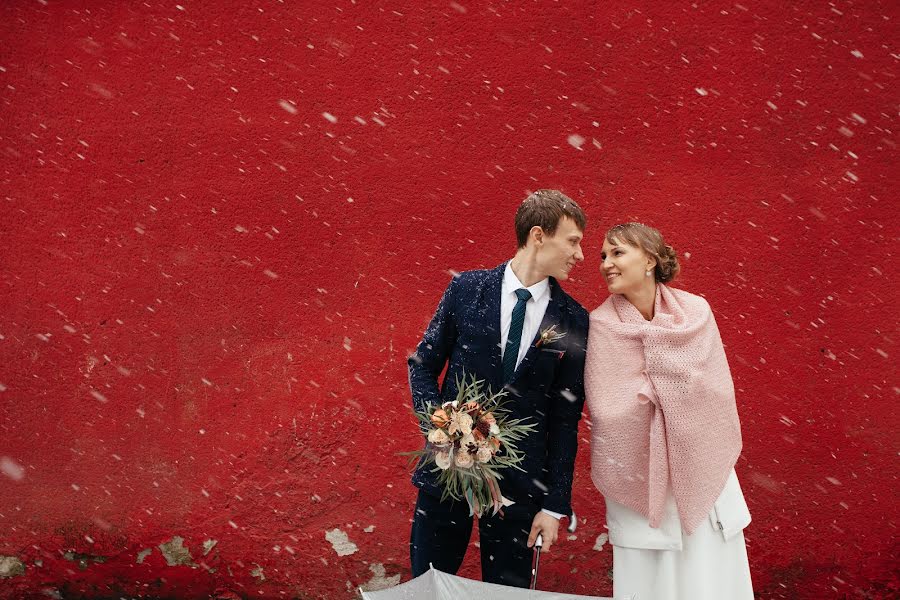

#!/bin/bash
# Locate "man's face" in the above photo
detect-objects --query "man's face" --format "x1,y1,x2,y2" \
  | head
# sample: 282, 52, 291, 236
536, 216, 585, 280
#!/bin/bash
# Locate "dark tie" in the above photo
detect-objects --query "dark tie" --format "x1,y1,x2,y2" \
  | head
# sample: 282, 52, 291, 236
503, 288, 532, 383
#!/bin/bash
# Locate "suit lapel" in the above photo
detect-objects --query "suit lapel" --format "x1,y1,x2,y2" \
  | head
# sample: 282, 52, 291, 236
512, 277, 563, 381
482, 263, 506, 392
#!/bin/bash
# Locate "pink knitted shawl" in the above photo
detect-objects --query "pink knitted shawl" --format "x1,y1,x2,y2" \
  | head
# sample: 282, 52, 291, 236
585, 285, 742, 534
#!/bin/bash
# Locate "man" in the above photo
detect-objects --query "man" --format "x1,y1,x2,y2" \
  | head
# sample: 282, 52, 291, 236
408, 189, 590, 587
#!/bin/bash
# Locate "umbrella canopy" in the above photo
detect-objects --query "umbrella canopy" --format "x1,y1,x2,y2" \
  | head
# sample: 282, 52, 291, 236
360, 566, 615, 600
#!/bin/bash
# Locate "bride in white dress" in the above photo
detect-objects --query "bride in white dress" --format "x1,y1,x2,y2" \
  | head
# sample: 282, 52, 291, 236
584, 223, 753, 600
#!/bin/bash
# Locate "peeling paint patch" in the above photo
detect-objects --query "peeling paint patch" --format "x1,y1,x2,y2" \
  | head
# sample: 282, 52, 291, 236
593, 533, 609, 551
325, 528, 358, 556
0, 556, 25, 577
136, 548, 152, 564
158, 536, 195, 566
202, 539, 218, 556
250, 564, 265, 581
363, 525, 375, 533
359, 563, 400, 592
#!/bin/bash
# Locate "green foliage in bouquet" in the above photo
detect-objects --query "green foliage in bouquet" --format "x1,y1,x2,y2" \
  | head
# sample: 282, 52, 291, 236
405, 374, 537, 516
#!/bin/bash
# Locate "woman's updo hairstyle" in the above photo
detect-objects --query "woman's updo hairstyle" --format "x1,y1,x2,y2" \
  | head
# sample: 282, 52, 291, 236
605, 222, 680, 283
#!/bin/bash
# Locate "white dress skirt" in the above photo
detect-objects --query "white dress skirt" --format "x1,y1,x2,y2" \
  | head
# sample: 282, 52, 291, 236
606, 470, 754, 600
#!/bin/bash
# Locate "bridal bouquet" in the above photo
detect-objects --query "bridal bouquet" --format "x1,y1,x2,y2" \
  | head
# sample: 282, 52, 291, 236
407, 375, 536, 517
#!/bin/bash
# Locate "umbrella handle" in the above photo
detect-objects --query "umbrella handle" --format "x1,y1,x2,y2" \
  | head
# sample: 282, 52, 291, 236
530, 534, 543, 589
530, 509, 575, 590
568, 510, 577, 533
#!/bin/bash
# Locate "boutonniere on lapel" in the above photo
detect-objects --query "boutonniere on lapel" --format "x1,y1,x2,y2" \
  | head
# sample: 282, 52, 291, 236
536, 324, 567, 349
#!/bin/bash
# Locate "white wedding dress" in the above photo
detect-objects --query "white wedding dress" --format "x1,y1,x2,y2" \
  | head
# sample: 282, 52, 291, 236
606, 470, 754, 600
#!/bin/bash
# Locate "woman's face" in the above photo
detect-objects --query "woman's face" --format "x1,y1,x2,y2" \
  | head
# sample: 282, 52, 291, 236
600, 237, 656, 295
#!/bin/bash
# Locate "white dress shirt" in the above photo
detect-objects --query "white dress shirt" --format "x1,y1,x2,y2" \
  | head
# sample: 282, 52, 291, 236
500, 262, 550, 369
500, 262, 564, 522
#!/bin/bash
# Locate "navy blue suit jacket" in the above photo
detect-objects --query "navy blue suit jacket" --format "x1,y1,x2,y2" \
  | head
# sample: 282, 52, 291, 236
408, 262, 589, 516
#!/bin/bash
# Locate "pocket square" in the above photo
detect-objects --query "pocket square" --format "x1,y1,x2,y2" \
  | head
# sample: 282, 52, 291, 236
540, 348, 565, 360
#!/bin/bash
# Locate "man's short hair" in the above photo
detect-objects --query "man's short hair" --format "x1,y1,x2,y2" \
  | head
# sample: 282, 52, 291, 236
514, 189, 587, 248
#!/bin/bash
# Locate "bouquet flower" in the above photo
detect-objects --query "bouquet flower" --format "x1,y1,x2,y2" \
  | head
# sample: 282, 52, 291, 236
407, 375, 536, 517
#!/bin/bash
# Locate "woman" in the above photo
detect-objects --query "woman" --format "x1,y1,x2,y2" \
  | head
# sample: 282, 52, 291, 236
585, 222, 753, 599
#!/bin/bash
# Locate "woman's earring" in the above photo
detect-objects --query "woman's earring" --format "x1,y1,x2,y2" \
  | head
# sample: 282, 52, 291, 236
645, 270, 652, 277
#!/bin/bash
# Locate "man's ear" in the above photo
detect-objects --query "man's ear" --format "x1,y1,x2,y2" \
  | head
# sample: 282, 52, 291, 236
530, 225, 545, 246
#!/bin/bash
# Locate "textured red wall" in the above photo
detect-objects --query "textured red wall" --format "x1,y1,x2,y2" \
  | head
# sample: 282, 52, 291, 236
1, 1, 897, 598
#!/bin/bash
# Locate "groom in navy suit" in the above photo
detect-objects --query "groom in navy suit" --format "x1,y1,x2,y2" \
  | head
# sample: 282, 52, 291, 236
408, 190, 589, 587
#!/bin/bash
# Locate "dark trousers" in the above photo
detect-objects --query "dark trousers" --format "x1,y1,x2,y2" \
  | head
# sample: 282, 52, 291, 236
409, 488, 535, 588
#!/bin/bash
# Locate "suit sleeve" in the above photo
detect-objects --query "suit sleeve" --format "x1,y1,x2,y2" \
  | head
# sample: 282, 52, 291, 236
408, 276, 459, 415
542, 311, 588, 515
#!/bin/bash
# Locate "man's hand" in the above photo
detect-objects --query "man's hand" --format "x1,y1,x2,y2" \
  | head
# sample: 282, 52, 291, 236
527, 511, 560, 553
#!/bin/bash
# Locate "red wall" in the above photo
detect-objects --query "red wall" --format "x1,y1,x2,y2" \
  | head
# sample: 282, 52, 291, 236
1, 1, 896, 598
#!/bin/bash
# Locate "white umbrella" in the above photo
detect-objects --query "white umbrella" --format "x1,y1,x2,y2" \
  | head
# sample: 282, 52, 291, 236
359, 564, 616, 600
